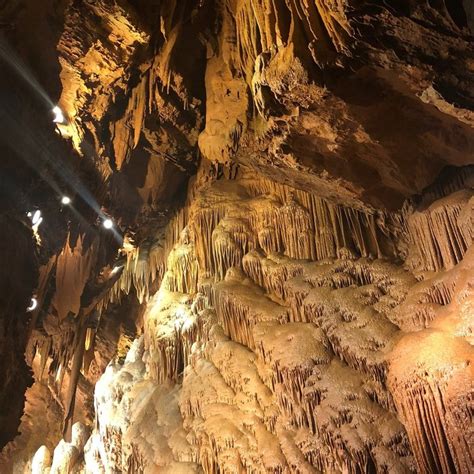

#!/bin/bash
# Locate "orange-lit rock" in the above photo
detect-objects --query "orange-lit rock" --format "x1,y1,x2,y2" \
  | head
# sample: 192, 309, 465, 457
0, 1, 473, 473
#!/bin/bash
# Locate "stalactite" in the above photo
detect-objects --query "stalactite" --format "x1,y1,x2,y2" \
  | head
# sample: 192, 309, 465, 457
276, 196, 315, 260
244, 252, 304, 301
242, 249, 265, 288
192, 206, 228, 276
28, 321, 77, 384
233, 0, 352, 91
214, 268, 289, 350
244, 175, 400, 261
212, 217, 254, 281
144, 287, 198, 383
164, 240, 199, 294
111, 70, 149, 170
419, 165, 474, 207
53, 233, 99, 322
388, 331, 473, 473
101, 208, 189, 311
407, 190, 473, 271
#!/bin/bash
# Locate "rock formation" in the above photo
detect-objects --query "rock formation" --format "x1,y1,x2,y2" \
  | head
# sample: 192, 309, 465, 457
0, 1, 473, 473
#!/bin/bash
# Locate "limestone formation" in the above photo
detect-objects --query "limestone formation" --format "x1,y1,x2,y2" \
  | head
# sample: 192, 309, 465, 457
0, 1, 473, 474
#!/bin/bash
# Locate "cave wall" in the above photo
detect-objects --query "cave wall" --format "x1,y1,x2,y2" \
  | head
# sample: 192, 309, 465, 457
60, 165, 473, 474
17, 160, 470, 473
0, 216, 36, 448
17, 162, 474, 474
0, 0, 473, 473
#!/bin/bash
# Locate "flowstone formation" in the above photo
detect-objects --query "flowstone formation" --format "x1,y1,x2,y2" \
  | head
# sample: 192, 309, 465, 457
0, 0, 473, 473
18, 168, 474, 473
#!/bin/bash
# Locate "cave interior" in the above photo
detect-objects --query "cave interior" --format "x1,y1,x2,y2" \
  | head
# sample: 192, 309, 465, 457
0, 1, 473, 473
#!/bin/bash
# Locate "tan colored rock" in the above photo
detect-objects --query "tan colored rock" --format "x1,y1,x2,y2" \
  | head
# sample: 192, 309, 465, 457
2, 2, 474, 473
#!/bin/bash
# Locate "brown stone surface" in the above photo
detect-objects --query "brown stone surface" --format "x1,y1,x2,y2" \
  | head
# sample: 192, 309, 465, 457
0, 1, 473, 473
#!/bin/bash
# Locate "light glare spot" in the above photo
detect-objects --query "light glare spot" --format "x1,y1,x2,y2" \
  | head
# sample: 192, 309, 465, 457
61, 196, 71, 205
103, 218, 113, 229
52, 105, 65, 124
32, 210, 41, 225
27, 297, 38, 312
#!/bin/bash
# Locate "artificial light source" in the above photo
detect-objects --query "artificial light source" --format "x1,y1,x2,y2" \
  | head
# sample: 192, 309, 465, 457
52, 105, 65, 124
32, 209, 42, 225
61, 196, 71, 205
103, 218, 113, 230
27, 297, 38, 312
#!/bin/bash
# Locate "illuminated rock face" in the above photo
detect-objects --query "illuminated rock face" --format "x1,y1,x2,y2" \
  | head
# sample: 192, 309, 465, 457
70, 172, 470, 474
21, 171, 471, 473
0, 1, 473, 473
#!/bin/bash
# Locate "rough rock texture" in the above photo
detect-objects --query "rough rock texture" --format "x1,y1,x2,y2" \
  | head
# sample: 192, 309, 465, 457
18, 168, 472, 473
74, 171, 471, 473
0, 0, 473, 473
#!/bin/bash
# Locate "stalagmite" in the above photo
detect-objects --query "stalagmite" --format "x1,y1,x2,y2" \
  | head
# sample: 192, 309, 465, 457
31, 446, 51, 474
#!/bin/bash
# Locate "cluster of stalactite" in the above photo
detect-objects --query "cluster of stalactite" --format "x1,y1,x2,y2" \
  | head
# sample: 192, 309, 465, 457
388, 330, 473, 474
0, 219, 131, 472
144, 288, 198, 384
29, 167, 472, 474
387, 243, 474, 474
24, 234, 101, 383
3, 204, 189, 471
100, 208, 189, 311
185, 174, 408, 285
176, 254, 415, 473
3, 0, 474, 469
53, 0, 207, 217
57, 0, 150, 157
407, 190, 473, 271
232, 0, 352, 88
52, 0, 474, 211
